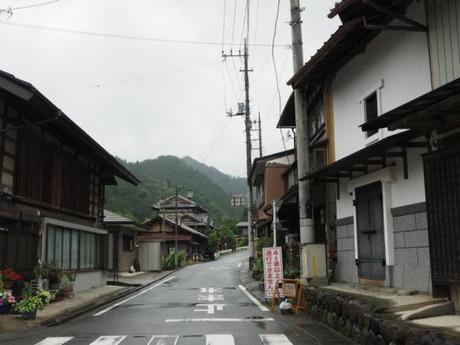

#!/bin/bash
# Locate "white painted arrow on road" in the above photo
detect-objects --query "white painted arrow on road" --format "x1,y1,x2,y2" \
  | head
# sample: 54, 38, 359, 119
194, 303, 226, 314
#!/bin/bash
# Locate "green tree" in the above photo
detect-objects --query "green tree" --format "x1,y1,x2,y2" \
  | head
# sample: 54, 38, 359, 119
206, 230, 219, 254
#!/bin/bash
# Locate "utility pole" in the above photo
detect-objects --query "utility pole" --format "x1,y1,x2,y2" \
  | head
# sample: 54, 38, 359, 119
174, 186, 179, 269
251, 112, 263, 158
222, 38, 255, 262
290, 0, 314, 245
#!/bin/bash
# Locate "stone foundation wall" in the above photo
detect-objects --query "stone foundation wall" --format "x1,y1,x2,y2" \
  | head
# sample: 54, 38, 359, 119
392, 202, 431, 293
304, 288, 459, 345
335, 216, 359, 284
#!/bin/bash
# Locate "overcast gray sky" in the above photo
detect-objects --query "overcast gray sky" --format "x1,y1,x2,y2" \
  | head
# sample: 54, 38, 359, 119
0, 0, 340, 177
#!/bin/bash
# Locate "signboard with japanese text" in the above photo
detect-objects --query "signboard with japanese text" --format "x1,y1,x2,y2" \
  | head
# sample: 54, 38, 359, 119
262, 247, 284, 299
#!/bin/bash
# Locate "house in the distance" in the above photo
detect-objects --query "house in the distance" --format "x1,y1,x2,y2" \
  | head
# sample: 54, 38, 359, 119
139, 215, 208, 265
154, 195, 210, 230
0, 70, 139, 292
103, 210, 148, 275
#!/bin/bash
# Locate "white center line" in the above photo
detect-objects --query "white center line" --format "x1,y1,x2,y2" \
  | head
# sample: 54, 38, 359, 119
164, 318, 275, 322
89, 336, 126, 345
259, 334, 294, 344
238, 284, 270, 311
237, 263, 242, 267
206, 334, 235, 345
93, 275, 175, 316
35, 338, 73, 345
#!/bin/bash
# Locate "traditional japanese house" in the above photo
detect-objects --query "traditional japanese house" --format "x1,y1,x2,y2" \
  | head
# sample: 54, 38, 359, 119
0, 70, 139, 291
140, 215, 208, 262
288, 0, 460, 310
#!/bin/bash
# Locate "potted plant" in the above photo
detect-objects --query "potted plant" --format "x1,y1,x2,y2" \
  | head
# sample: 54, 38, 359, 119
61, 272, 76, 299
0, 293, 16, 314
1, 268, 22, 290
47, 263, 63, 291
33, 262, 50, 290
14, 289, 50, 320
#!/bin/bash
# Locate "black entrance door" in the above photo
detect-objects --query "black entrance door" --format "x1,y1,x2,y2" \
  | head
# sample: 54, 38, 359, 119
356, 181, 385, 281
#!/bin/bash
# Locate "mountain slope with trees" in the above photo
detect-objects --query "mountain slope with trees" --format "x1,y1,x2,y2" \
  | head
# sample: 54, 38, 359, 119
105, 156, 246, 224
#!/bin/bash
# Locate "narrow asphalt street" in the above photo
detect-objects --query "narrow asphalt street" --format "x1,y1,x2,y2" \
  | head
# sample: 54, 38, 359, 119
0, 252, 348, 345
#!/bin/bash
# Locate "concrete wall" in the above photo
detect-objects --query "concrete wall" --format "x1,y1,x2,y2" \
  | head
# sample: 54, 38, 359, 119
74, 270, 105, 292
335, 217, 359, 284
392, 203, 431, 293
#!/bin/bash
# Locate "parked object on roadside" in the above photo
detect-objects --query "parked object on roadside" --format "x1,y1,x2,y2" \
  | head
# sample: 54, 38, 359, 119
61, 272, 76, 299
279, 298, 293, 315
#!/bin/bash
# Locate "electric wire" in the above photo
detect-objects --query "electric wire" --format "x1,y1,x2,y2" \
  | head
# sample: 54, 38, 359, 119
271, 0, 290, 160
11, 0, 59, 10
184, 118, 232, 188
48, 62, 221, 95
230, 0, 237, 46
0, 21, 288, 47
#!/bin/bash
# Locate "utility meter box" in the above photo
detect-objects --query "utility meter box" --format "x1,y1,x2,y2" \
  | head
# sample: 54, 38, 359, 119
300, 243, 327, 280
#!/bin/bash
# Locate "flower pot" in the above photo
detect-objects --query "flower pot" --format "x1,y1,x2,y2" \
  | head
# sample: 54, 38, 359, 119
0, 304, 11, 315
62, 288, 74, 299
21, 311, 36, 320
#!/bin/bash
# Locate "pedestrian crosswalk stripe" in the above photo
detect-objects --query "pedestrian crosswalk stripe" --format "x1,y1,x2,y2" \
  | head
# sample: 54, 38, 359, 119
35, 338, 73, 345
89, 336, 127, 345
34, 333, 292, 344
259, 334, 294, 344
206, 334, 235, 345
147, 335, 179, 345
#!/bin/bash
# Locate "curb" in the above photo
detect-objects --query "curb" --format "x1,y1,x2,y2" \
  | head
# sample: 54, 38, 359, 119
41, 270, 176, 327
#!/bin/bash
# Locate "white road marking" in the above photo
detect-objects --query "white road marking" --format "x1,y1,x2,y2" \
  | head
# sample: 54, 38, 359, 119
259, 334, 294, 344
147, 335, 179, 345
237, 263, 242, 267
93, 275, 175, 316
35, 338, 73, 345
206, 334, 235, 345
238, 284, 270, 311
197, 294, 224, 302
194, 303, 226, 314
200, 288, 222, 293
164, 318, 275, 322
89, 336, 126, 345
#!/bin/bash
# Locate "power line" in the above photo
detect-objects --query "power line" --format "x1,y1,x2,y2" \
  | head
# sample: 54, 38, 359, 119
221, 0, 226, 49
48, 62, 221, 94
184, 118, 231, 188
11, 0, 59, 10
1, 21, 289, 47
271, 0, 290, 159
230, 0, 237, 46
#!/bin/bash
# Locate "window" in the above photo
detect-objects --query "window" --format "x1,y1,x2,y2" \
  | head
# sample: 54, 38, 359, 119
364, 92, 378, 137
308, 102, 325, 140
123, 235, 134, 252
46, 225, 103, 270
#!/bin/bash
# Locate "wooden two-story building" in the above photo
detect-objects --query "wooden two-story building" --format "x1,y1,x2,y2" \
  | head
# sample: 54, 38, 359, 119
0, 70, 139, 292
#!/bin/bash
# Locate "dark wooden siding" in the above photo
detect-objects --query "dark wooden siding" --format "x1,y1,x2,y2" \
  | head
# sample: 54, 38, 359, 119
15, 128, 95, 216
424, 146, 460, 284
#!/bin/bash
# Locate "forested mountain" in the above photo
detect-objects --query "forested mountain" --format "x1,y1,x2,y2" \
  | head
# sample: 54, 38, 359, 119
181, 156, 246, 195
105, 156, 246, 224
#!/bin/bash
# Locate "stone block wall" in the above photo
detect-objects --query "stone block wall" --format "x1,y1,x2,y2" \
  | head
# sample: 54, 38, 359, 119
392, 202, 431, 293
335, 217, 359, 284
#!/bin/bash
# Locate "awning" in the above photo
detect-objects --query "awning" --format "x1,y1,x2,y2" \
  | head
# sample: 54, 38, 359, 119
361, 78, 460, 132
277, 93, 295, 128
300, 130, 427, 182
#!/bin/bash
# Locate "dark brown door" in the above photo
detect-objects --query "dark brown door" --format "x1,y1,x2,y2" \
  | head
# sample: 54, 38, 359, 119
356, 181, 385, 281
423, 147, 460, 288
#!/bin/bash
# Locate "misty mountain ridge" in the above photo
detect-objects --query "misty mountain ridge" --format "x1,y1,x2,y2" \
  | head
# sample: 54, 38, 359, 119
105, 155, 246, 224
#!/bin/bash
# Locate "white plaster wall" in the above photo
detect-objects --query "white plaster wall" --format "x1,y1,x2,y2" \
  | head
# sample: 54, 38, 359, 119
336, 149, 426, 219
332, 1, 432, 161
74, 270, 106, 292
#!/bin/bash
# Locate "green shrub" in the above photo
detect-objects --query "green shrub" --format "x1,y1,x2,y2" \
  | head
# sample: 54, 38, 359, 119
164, 251, 188, 270
252, 257, 264, 281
